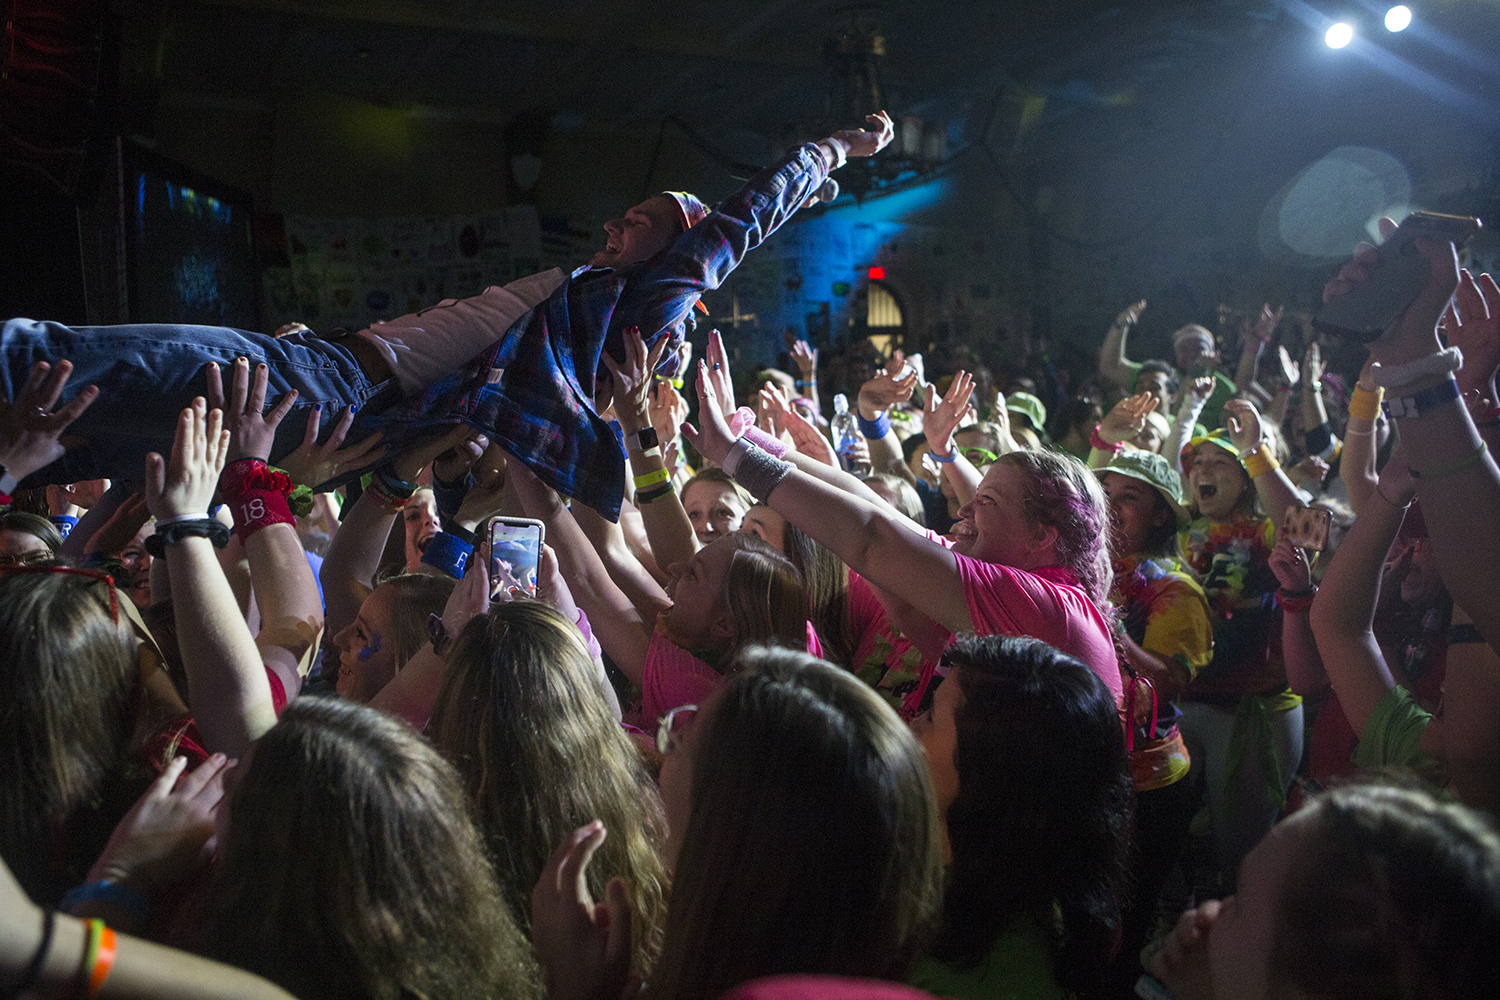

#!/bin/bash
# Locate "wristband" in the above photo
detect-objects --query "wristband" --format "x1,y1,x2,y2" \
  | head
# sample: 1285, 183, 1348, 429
61, 880, 150, 926
1347, 385, 1383, 422
51, 514, 79, 539
219, 459, 297, 543
1089, 424, 1124, 456
930, 448, 958, 464
633, 467, 672, 490
1277, 586, 1317, 614
856, 411, 892, 440
795, 379, 816, 389
362, 476, 410, 512
731, 444, 795, 502
1410, 440, 1487, 480
420, 531, 474, 579
372, 467, 418, 499
1242, 445, 1280, 480
632, 446, 663, 460
13, 908, 55, 998
631, 426, 660, 453
1383, 374, 1460, 420
0, 464, 17, 495
1371, 346, 1463, 389
722, 438, 753, 477
741, 423, 791, 459
821, 136, 849, 169
635, 482, 676, 505
145, 517, 232, 557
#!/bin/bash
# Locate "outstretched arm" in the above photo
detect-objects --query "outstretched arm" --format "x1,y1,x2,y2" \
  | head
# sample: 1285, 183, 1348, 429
1098, 300, 1145, 390
1224, 398, 1303, 528
685, 363, 973, 635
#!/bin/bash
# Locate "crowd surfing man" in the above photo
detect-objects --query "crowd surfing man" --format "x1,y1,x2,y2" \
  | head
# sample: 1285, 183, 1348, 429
0, 112, 895, 519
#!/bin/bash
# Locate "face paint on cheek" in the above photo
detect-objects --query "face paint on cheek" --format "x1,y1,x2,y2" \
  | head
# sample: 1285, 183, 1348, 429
357, 633, 382, 661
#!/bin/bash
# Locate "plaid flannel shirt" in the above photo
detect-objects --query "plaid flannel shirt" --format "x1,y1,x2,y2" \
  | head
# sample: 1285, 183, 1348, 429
357, 141, 832, 520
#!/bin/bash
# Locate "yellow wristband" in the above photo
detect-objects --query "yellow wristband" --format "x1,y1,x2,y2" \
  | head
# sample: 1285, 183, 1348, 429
633, 467, 671, 490
1348, 385, 1383, 422
1243, 446, 1280, 479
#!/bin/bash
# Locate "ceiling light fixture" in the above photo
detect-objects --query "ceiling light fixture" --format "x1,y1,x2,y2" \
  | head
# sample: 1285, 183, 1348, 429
1325, 22, 1355, 48
1385, 6, 1412, 32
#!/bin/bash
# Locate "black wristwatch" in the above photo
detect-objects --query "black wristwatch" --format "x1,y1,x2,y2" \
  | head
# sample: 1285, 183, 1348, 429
632, 426, 660, 452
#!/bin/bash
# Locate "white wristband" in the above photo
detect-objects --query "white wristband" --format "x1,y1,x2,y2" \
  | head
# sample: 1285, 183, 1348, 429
1371, 346, 1462, 389
722, 437, 753, 477
820, 137, 849, 170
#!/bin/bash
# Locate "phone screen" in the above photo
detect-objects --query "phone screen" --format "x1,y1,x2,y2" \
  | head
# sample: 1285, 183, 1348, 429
490, 519, 544, 598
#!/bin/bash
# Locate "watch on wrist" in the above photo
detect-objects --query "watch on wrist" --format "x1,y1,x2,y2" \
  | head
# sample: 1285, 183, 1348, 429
632, 426, 660, 452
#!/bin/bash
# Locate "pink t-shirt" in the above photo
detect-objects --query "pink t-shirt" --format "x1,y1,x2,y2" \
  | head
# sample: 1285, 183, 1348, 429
847, 573, 928, 720
953, 555, 1124, 704
639, 622, 823, 726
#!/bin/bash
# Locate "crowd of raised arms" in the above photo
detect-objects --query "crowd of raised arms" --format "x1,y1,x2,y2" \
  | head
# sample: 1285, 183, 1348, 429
0, 109, 1496, 1000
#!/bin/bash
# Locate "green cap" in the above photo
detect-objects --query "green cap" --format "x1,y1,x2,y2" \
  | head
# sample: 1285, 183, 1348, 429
1005, 392, 1048, 433
1180, 429, 1243, 471
1096, 448, 1192, 526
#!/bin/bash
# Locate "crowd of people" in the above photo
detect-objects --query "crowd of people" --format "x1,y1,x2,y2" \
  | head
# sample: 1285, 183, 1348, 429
1, 107, 1498, 1000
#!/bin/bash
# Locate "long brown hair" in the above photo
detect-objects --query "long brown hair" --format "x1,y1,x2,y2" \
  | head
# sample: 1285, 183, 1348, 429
0, 566, 137, 902
370, 572, 456, 669
201, 697, 540, 1000
715, 534, 809, 661
649, 647, 944, 1000
427, 600, 670, 974
762, 512, 857, 666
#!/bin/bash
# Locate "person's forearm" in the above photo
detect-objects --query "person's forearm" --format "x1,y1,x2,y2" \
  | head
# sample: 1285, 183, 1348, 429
1281, 606, 1329, 697
58, 481, 128, 558
1251, 461, 1302, 528
368, 642, 445, 729
1265, 384, 1291, 425
571, 503, 673, 614
7, 904, 299, 1000
1391, 391, 1500, 648
1235, 339, 1264, 393
939, 454, 981, 506
245, 523, 322, 689
165, 537, 277, 758
619, 416, 698, 571
319, 488, 398, 634
1165, 398, 1206, 477
1302, 385, 1329, 431
1099, 320, 1133, 387
1312, 487, 1404, 637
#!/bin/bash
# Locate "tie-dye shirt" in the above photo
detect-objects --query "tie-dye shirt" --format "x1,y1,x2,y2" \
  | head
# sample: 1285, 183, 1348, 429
1179, 515, 1284, 698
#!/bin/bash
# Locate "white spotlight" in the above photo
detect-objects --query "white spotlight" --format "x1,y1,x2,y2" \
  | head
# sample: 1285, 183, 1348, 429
1325, 22, 1354, 48
1385, 6, 1412, 32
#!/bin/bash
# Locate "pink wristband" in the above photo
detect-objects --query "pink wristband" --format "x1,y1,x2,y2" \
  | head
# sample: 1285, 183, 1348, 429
741, 424, 790, 459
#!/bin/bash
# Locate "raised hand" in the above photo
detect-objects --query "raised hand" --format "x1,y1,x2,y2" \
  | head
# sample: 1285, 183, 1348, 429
923, 372, 974, 455
1098, 392, 1159, 447
1223, 398, 1266, 455
84, 754, 232, 902
681, 360, 740, 466
0, 359, 99, 483
829, 110, 895, 159
1277, 345, 1300, 389
1302, 341, 1326, 390
389, 423, 482, 483
1249, 303, 1284, 344
779, 402, 838, 468
791, 339, 818, 381
205, 358, 297, 463
1324, 216, 1458, 368
648, 379, 689, 452
453, 443, 509, 530
858, 350, 918, 419
274, 403, 384, 488
1185, 375, 1217, 407
531, 822, 634, 1000
1443, 268, 1500, 397
702, 329, 737, 423
1114, 299, 1146, 328
602, 326, 669, 436
1147, 900, 1222, 1000
144, 401, 229, 522
82, 492, 152, 557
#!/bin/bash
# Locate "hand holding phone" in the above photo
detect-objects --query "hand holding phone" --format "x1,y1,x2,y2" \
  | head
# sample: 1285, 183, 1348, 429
1315, 212, 1482, 342
490, 517, 545, 599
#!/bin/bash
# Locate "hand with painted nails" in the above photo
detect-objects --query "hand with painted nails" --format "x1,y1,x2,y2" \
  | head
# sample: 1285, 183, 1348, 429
680, 361, 740, 466
531, 821, 634, 1000
0, 359, 99, 484
602, 326, 669, 437
205, 358, 298, 464
274, 401, 384, 489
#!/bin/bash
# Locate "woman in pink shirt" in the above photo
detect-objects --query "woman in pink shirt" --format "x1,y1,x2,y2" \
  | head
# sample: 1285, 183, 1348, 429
686, 372, 1123, 705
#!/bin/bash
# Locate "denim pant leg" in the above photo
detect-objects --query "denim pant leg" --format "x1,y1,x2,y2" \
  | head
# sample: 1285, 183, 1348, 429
2, 319, 377, 487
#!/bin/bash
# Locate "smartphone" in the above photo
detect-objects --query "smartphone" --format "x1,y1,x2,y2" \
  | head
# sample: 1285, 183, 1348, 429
1313, 212, 1482, 342
490, 517, 545, 599
1282, 505, 1333, 552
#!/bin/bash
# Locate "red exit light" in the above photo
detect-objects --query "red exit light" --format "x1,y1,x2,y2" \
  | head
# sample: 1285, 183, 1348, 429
868, 265, 886, 280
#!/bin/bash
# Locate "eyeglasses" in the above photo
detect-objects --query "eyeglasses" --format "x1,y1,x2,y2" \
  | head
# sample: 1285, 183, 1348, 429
656, 704, 698, 755
0, 550, 54, 567
962, 447, 1000, 466
0, 563, 119, 624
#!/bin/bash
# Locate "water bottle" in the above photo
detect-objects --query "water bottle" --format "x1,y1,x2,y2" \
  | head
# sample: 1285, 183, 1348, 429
831, 393, 862, 473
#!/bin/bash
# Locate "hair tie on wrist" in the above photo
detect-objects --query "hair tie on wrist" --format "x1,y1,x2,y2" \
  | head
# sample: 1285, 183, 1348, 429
145, 517, 232, 557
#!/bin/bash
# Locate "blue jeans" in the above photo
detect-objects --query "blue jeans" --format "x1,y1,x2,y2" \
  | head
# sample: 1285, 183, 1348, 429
1, 318, 381, 488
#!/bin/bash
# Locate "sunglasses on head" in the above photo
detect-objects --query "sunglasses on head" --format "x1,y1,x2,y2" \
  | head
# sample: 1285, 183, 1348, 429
0, 563, 120, 624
